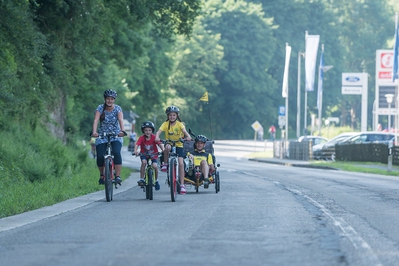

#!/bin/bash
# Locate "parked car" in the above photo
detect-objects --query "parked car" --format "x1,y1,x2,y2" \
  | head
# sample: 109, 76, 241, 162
333, 131, 395, 161
297, 136, 328, 146
338, 131, 395, 144
312, 132, 358, 160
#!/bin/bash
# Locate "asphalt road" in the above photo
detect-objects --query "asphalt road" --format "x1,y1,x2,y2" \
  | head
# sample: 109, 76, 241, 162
0, 140, 399, 266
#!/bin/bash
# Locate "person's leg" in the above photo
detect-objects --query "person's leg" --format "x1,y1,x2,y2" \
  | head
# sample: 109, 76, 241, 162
178, 157, 185, 185
200, 160, 209, 179
96, 143, 106, 174
140, 159, 147, 179
161, 144, 171, 172
163, 144, 171, 164
111, 141, 123, 184
153, 160, 160, 190
95, 143, 106, 184
177, 147, 186, 194
152, 161, 159, 180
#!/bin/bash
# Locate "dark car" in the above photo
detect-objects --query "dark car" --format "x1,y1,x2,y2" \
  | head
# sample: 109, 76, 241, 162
312, 132, 358, 160
333, 131, 395, 161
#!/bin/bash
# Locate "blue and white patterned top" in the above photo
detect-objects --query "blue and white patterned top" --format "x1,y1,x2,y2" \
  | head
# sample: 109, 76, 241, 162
95, 104, 124, 145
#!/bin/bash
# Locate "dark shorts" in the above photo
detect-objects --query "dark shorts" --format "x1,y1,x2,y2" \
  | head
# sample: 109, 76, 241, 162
176, 147, 185, 158
140, 156, 158, 164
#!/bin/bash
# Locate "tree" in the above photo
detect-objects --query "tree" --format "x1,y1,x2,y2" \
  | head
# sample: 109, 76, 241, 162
202, 0, 278, 139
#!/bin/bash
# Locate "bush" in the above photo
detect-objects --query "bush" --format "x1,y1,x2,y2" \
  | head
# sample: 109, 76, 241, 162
0, 123, 105, 218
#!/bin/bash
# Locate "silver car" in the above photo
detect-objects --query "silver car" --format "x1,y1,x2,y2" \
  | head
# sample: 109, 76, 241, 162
312, 132, 358, 160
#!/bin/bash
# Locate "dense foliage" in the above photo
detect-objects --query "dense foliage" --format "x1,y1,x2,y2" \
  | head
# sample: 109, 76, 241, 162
0, 0, 398, 183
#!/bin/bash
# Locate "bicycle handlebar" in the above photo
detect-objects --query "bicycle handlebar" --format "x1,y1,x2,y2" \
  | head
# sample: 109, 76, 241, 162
90, 131, 127, 138
160, 139, 185, 146
136, 152, 163, 157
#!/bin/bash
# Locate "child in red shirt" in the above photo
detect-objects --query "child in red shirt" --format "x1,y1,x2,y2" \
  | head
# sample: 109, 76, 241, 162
134, 121, 164, 190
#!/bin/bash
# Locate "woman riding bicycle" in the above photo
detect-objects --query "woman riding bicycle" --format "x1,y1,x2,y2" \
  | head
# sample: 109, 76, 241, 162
91, 89, 127, 185
154, 105, 192, 194
134, 121, 164, 190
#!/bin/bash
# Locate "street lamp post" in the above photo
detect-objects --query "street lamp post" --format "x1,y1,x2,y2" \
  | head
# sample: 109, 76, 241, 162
385, 94, 394, 131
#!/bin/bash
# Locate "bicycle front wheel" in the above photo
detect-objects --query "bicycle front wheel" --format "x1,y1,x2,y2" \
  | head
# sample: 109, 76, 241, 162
104, 157, 114, 202
147, 167, 154, 200
215, 171, 220, 193
169, 157, 178, 202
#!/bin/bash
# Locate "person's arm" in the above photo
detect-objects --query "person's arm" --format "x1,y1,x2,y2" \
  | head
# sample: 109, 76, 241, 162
155, 128, 163, 142
182, 128, 192, 141
92, 110, 101, 137
207, 153, 215, 173
117, 111, 126, 137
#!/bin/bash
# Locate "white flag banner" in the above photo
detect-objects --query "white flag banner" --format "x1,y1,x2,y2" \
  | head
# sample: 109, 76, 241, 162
305, 34, 320, 91
282, 44, 291, 98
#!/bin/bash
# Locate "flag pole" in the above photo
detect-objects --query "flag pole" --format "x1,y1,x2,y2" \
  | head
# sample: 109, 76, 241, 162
304, 31, 308, 136
394, 12, 398, 144
208, 97, 212, 140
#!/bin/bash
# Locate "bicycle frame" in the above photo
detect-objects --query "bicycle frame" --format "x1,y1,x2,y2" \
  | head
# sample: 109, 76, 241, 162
101, 132, 119, 202
162, 139, 182, 202
138, 153, 160, 200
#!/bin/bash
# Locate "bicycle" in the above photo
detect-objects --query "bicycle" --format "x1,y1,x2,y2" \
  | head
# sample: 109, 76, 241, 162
96, 132, 122, 202
137, 152, 161, 200
183, 128, 221, 193
161, 139, 184, 202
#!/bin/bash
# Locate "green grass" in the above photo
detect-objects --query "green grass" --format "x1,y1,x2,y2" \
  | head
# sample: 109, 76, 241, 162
310, 161, 399, 176
0, 124, 134, 219
246, 150, 399, 177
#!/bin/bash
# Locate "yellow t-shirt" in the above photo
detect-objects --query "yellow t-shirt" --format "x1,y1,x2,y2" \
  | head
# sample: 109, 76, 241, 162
159, 121, 185, 148
187, 149, 214, 166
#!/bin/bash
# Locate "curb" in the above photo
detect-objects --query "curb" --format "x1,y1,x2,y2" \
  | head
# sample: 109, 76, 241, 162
248, 158, 339, 170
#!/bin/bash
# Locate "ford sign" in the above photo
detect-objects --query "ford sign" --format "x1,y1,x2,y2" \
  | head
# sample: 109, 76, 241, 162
345, 76, 360, 82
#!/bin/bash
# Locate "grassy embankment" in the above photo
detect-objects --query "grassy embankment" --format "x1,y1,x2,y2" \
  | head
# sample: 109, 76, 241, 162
0, 125, 133, 219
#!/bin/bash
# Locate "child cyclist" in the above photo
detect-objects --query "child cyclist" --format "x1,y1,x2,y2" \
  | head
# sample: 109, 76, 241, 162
134, 121, 164, 190
155, 105, 192, 194
186, 134, 215, 188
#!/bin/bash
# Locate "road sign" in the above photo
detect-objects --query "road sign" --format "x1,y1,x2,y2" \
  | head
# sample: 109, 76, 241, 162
278, 106, 285, 116
278, 116, 285, 126
251, 120, 262, 132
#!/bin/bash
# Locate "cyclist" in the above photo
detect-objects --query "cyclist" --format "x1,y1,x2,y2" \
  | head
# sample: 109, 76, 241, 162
134, 121, 164, 190
155, 105, 192, 194
186, 134, 215, 188
128, 131, 136, 152
91, 89, 127, 185
89, 136, 96, 158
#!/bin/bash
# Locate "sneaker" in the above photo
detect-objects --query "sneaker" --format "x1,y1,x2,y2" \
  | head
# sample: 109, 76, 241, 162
155, 181, 160, 191
137, 179, 145, 186
161, 164, 168, 172
115, 176, 122, 185
98, 175, 105, 185
180, 185, 186, 194
203, 177, 209, 189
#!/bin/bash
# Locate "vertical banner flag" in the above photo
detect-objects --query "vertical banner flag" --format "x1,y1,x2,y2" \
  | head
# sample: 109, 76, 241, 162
198, 91, 209, 102
317, 44, 324, 110
305, 34, 320, 91
282, 43, 292, 98
393, 12, 398, 82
